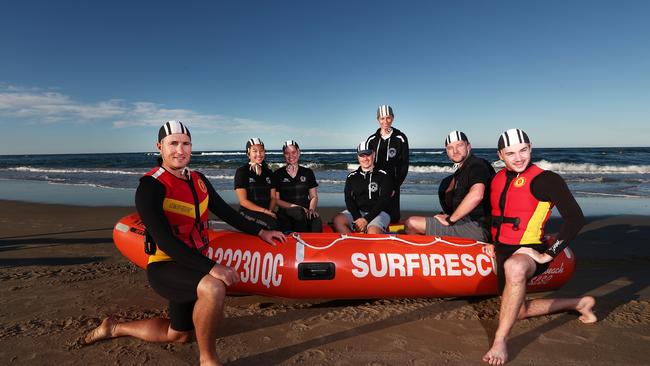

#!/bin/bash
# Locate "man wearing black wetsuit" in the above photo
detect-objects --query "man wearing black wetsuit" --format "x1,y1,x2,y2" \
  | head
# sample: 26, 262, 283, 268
405, 131, 495, 241
365, 105, 409, 222
482, 128, 596, 365
84, 121, 285, 365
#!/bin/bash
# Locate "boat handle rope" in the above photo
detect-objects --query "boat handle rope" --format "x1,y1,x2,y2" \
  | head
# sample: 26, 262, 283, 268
291, 233, 488, 251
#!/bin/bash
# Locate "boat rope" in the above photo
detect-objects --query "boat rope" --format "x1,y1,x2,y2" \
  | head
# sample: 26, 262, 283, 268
291, 233, 488, 251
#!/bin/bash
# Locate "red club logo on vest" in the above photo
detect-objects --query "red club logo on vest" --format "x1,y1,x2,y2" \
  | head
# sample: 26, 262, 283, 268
198, 179, 208, 193
514, 177, 526, 188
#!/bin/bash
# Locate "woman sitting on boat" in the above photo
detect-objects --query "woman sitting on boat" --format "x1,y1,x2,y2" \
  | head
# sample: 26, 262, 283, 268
273, 139, 322, 232
234, 138, 278, 230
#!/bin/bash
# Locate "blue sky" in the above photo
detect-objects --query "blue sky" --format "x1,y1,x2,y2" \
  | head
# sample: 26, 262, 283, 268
1, 0, 648, 154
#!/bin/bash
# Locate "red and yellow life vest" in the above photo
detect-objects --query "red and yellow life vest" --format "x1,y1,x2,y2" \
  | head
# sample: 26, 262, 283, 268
490, 164, 553, 245
145, 167, 210, 263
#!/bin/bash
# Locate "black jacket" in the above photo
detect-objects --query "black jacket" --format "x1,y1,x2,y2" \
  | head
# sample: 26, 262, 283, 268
344, 167, 393, 223
365, 127, 409, 187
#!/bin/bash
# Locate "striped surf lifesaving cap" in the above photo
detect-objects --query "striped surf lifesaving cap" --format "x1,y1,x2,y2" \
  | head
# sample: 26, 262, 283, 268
246, 137, 265, 151
444, 130, 469, 147
282, 139, 300, 151
498, 128, 530, 150
376, 105, 394, 118
158, 121, 190, 142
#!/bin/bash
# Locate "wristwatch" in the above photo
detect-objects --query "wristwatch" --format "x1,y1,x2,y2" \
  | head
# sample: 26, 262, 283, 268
445, 216, 456, 226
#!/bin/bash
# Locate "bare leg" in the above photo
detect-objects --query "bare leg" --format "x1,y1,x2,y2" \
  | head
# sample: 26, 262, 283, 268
404, 216, 426, 235
193, 275, 227, 366
84, 317, 191, 345
483, 254, 536, 365
367, 225, 385, 234
518, 296, 597, 323
333, 214, 351, 234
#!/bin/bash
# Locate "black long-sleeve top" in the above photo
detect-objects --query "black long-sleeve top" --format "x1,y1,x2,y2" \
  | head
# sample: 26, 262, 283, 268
502, 169, 586, 257
365, 127, 409, 187
344, 167, 393, 223
136, 171, 262, 275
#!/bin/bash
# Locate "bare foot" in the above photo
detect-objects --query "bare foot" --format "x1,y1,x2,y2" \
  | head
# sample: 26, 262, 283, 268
84, 317, 116, 345
576, 296, 597, 323
482, 339, 508, 365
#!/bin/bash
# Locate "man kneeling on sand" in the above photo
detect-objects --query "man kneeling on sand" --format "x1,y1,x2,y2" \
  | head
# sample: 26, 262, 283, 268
482, 128, 596, 365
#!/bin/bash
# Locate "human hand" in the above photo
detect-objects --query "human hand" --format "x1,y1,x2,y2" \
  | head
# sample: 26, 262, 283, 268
514, 247, 553, 264
306, 208, 319, 219
353, 218, 368, 232
434, 214, 450, 226
484, 244, 496, 258
209, 264, 240, 286
258, 229, 286, 246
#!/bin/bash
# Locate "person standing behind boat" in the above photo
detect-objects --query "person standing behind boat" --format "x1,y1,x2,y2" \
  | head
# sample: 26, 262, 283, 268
273, 139, 323, 232
84, 121, 285, 366
333, 141, 393, 234
405, 131, 495, 241
482, 128, 596, 365
234, 138, 278, 230
365, 104, 409, 222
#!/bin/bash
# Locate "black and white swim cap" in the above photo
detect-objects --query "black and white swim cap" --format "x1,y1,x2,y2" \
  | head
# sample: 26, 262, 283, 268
498, 128, 530, 150
246, 137, 265, 151
376, 105, 394, 119
444, 130, 469, 147
158, 121, 191, 142
357, 140, 373, 156
282, 139, 300, 151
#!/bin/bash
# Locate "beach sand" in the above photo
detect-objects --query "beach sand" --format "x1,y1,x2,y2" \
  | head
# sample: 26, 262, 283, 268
1, 200, 649, 365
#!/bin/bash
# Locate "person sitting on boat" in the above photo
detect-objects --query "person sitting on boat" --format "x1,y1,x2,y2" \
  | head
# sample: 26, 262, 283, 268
273, 139, 323, 232
333, 141, 393, 234
405, 131, 495, 241
364, 104, 409, 222
84, 121, 286, 366
482, 128, 596, 365
234, 137, 279, 230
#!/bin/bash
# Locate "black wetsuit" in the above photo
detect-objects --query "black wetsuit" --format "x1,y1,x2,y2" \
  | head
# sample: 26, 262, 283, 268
273, 165, 322, 232
137, 171, 261, 331
493, 169, 585, 293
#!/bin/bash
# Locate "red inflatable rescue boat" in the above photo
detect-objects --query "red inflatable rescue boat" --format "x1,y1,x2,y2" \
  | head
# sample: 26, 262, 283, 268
113, 213, 575, 299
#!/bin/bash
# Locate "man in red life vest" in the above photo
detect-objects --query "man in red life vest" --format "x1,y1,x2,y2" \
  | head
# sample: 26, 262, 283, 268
84, 121, 286, 366
482, 128, 597, 365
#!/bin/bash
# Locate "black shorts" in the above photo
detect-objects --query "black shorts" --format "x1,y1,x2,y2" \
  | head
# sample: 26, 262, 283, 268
495, 243, 550, 295
147, 261, 206, 332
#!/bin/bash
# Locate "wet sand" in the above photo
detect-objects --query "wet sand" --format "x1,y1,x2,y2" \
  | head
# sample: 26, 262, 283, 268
0, 200, 649, 365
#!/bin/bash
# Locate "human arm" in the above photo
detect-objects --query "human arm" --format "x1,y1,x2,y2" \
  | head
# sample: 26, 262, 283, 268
532, 171, 586, 257
395, 133, 410, 187
307, 187, 319, 218
201, 173, 284, 245
344, 174, 362, 220
435, 183, 485, 226
135, 176, 214, 274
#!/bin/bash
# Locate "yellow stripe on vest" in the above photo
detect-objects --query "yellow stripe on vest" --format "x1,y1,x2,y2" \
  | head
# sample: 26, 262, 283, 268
520, 201, 552, 244
162, 196, 209, 219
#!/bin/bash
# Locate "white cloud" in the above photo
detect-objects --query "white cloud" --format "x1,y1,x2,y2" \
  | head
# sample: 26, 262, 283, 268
0, 83, 348, 141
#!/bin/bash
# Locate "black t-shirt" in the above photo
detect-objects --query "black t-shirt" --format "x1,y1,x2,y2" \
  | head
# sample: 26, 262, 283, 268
234, 164, 274, 210
273, 165, 318, 209
443, 154, 495, 222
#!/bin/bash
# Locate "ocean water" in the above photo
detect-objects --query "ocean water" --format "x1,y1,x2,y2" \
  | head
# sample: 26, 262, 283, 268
2, 147, 649, 197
